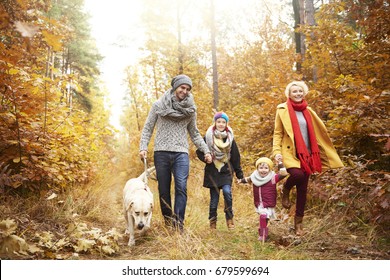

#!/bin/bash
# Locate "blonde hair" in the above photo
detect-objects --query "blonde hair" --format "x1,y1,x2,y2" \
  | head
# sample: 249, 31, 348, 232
284, 81, 309, 98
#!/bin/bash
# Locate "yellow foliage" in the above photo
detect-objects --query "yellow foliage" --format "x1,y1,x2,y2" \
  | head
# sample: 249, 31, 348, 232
41, 30, 63, 51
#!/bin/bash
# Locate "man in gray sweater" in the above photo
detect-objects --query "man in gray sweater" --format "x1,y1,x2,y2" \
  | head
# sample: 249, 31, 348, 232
139, 74, 212, 231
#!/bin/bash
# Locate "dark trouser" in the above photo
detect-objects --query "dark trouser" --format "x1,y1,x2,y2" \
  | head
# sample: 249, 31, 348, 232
209, 184, 233, 221
285, 168, 310, 217
154, 151, 189, 229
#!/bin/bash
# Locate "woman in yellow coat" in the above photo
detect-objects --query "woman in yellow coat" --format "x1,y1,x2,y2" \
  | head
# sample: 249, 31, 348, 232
272, 81, 343, 235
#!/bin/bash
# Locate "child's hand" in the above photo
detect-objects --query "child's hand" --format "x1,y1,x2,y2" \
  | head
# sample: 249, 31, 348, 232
277, 161, 288, 176
279, 167, 288, 176
237, 177, 248, 184
204, 153, 212, 164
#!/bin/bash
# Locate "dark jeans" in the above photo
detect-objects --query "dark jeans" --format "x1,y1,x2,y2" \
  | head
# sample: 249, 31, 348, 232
209, 184, 233, 221
154, 151, 189, 229
285, 168, 310, 217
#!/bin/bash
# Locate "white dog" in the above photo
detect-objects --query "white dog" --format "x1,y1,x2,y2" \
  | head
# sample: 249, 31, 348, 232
123, 167, 155, 246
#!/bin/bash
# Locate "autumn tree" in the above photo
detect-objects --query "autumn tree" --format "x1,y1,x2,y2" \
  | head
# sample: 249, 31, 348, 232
0, 0, 114, 190
292, 0, 317, 80
299, 1, 389, 169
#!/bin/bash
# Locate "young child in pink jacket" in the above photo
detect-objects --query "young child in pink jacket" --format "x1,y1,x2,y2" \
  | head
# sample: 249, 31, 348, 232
238, 157, 288, 241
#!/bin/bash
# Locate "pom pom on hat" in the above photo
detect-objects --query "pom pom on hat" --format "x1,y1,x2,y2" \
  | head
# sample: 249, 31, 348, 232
171, 74, 193, 92
214, 111, 229, 123
255, 157, 274, 170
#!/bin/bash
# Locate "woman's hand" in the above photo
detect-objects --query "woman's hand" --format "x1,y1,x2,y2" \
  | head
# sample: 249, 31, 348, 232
275, 154, 283, 162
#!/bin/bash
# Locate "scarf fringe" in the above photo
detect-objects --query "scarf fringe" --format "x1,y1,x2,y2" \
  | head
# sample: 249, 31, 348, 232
287, 99, 322, 174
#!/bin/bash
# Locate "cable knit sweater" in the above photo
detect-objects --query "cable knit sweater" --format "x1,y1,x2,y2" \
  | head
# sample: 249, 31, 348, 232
139, 93, 210, 154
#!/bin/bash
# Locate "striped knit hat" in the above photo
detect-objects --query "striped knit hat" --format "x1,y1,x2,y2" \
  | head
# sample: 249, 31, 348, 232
213, 111, 229, 123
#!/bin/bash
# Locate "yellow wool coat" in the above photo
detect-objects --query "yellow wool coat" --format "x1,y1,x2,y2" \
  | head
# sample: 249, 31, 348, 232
272, 102, 344, 170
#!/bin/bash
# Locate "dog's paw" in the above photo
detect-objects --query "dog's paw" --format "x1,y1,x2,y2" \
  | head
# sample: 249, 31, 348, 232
128, 238, 135, 247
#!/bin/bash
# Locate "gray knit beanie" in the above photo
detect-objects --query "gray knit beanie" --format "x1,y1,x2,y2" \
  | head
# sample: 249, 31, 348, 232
171, 74, 192, 92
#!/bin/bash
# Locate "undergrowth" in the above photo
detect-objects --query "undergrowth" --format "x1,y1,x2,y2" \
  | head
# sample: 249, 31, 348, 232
0, 158, 389, 260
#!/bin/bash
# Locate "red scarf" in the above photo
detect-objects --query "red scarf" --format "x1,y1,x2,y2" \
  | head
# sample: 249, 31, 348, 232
287, 98, 322, 174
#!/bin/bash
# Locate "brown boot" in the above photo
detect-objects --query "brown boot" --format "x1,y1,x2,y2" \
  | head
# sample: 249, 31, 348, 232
281, 184, 291, 209
226, 219, 235, 230
210, 219, 217, 230
294, 216, 305, 236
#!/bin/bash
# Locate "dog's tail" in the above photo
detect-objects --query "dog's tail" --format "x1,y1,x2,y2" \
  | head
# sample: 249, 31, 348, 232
138, 166, 156, 182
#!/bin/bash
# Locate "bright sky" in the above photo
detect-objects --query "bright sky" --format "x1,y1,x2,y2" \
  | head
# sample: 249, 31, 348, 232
83, 0, 143, 129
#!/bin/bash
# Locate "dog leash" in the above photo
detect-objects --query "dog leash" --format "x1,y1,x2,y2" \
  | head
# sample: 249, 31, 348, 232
143, 156, 148, 185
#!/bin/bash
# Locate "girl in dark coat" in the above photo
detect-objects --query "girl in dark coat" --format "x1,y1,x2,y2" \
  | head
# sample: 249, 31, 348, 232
196, 112, 244, 230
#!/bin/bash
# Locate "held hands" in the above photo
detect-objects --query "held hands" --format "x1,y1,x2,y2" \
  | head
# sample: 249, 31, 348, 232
204, 153, 212, 164
279, 166, 288, 176
237, 177, 248, 184
274, 154, 283, 162
275, 156, 288, 177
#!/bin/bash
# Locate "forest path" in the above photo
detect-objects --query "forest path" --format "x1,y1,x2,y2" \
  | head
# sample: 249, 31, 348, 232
1, 165, 387, 260
79, 164, 388, 260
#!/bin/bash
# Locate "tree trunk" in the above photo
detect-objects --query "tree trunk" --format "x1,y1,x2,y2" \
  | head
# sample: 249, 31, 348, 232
293, 0, 317, 81
152, 62, 159, 99
177, 0, 184, 74
45, 47, 51, 78
128, 82, 141, 132
210, 0, 219, 111
306, 0, 317, 82
292, 0, 306, 74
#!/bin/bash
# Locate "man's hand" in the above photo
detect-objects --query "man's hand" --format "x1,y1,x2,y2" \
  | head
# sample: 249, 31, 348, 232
139, 150, 147, 160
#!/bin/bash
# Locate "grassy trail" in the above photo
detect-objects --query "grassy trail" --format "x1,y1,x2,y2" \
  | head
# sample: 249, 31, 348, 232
0, 161, 387, 260
87, 161, 387, 260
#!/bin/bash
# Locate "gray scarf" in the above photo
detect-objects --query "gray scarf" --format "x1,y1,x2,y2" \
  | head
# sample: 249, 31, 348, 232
250, 170, 275, 187
155, 89, 196, 119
